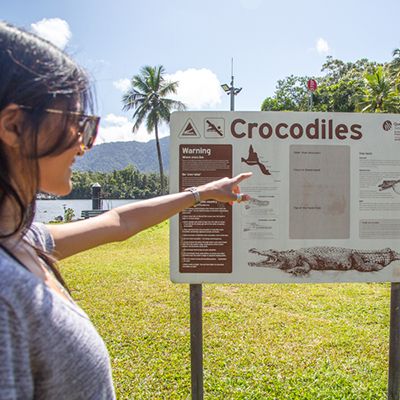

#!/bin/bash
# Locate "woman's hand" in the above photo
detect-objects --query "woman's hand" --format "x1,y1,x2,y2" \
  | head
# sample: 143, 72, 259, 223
197, 172, 252, 203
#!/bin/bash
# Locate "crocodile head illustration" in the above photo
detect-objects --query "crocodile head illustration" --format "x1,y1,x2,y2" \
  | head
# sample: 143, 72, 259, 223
248, 248, 286, 269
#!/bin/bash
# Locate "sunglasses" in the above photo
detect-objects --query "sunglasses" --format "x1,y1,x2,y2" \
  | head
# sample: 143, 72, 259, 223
18, 105, 100, 150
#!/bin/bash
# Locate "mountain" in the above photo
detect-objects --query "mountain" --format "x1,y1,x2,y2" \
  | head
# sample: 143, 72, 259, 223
73, 136, 170, 173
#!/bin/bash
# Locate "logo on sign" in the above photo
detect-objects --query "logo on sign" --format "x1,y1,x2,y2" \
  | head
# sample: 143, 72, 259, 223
179, 118, 201, 138
204, 118, 225, 138
383, 120, 392, 131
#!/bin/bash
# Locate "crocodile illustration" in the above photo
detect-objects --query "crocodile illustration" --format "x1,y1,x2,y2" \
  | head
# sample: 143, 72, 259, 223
378, 179, 400, 194
248, 246, 400, 276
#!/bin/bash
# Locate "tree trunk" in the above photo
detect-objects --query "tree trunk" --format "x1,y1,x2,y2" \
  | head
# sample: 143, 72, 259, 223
154, 123, 164, 195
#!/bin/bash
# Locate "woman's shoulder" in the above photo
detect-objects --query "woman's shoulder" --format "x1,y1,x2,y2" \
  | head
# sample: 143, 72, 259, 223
0, 248, 46, 314
25, 222, 55, 252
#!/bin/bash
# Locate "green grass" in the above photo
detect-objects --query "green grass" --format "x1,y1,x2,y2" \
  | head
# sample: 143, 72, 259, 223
60, 221, 390, 399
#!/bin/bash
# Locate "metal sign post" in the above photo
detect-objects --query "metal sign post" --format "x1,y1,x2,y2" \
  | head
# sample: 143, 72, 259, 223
388, 282, 400, 400
190, 284, 203, 400
308, 91, 313, 111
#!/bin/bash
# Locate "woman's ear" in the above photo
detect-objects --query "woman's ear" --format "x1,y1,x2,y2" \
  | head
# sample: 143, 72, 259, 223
0, 104, 24, 148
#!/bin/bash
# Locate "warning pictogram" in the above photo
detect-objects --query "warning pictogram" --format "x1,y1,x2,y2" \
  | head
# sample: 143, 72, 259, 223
204, 118, 225, 138
179, 118, 201, 138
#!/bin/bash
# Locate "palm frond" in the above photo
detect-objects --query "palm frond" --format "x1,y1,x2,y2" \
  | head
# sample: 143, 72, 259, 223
162, 98, 186, 111
131, 107, 149, 133
132, 76, 150, 94
158, 80, 179, 97
122, 89, 146, 111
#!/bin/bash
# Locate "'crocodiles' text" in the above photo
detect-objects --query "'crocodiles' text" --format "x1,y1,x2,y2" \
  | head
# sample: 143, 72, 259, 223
231, 118, 362, 140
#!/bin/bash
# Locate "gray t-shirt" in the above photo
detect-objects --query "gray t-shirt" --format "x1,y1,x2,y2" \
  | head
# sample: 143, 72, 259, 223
0, 223, 115, 399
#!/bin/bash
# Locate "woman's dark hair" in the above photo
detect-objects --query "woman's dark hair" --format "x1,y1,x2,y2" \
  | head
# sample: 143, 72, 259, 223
0, 21, 94, 288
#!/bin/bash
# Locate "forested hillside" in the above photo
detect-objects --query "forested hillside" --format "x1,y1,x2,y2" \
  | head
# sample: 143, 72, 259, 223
73, 136, 169, 173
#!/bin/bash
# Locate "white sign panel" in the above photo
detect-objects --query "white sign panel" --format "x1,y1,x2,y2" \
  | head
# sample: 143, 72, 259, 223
169, 111, 400, 284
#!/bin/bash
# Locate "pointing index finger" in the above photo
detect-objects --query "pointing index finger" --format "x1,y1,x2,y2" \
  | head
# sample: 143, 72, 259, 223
232, 172, 253, 185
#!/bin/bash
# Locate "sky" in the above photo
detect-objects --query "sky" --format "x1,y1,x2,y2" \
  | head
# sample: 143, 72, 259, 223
3, 0, 400, 143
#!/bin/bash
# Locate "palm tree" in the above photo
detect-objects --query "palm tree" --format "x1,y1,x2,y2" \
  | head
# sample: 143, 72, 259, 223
122, 65, 185, 194
356, 66, 400, 113
390, 48, 400, 90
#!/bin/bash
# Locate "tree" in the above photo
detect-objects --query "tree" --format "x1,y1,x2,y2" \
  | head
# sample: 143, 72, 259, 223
313, 57, 375, 112
356, 66, 400, 113
313, 78, 362, 112
63, 206, 75, 222
260, 56, 399, 113
389, 48, 400, 90
122, 65, 185, 194
261, 75, 310, 111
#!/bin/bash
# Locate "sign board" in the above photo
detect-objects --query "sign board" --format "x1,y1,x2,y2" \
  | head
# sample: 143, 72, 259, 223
170, 111, 400, 284
307, 79, 318, 92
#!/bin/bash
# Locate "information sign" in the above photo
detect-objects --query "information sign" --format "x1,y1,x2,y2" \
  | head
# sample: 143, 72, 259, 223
170, 112, 400, 284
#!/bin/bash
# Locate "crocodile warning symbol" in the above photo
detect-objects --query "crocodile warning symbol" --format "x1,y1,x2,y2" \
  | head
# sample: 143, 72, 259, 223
179, 118, 201, 138
204, 118, 225, 138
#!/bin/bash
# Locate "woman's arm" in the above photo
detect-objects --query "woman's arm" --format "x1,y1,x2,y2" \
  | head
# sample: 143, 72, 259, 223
48, 173, 252, 260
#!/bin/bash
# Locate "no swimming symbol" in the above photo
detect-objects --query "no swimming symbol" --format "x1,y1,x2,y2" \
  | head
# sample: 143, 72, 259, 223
205, 118, 225, 138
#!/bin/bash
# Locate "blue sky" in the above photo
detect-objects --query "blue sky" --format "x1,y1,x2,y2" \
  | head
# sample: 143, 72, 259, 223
3, 0, 400, 143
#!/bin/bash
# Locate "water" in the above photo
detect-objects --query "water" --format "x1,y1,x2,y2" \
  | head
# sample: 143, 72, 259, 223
35, 199, 138, 223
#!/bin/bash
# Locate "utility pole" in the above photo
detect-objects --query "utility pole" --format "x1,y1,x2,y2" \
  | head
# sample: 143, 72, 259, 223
221, 58, 242, 111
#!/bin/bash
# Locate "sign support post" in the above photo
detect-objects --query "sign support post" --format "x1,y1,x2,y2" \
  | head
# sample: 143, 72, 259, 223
308, 91, 313, 111
190, 284, 203, 400
388, 282, 400, 400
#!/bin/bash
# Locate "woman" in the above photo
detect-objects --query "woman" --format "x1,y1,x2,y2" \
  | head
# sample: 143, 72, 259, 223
0, 21, 251, 399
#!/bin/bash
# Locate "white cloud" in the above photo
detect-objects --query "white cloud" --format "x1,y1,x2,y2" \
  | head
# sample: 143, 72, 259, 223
96, 113, 169, 144
30, 18, 71, 50
104, 113, 128, 126
316, 38, 330, 55
165, 68, 222, 109
113, 78, 131, 93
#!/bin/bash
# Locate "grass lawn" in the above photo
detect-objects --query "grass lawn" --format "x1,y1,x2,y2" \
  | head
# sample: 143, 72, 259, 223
60, 221, 390, 399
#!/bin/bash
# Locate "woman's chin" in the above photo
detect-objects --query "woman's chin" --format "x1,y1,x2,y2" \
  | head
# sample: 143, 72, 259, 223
40, 181, 73, 197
